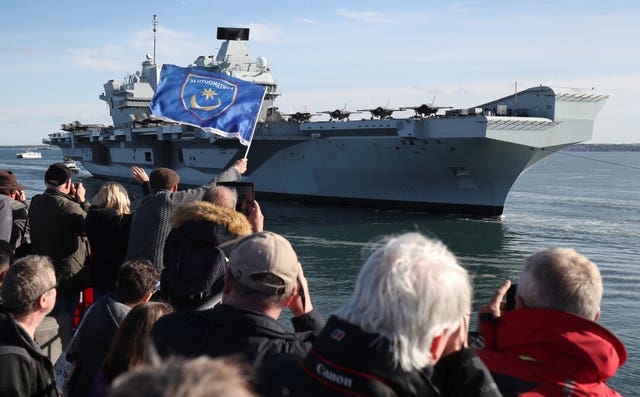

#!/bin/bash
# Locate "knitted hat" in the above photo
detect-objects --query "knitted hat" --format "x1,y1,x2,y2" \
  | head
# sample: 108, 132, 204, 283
44, 162, 72, 186
228, 231, 299, 296
150, 168, 180, 191
0, 170, 25, 192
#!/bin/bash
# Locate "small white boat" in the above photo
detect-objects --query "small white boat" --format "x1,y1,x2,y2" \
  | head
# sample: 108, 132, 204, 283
64, 157, 81, 173
16, 151, 42, 159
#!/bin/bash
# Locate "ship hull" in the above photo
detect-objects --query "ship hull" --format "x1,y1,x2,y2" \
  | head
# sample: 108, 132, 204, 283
45, 86, 608, 216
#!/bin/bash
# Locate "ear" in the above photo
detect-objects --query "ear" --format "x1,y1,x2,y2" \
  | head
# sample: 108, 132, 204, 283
594, 308, 601, 321
429, 329, 448, 364
37, 290, 54, 311
171, 185, 178, 192
142, 291, 153, 303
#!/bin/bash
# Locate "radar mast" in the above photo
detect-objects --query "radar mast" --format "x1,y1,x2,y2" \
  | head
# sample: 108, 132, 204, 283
152, 14, 158, 65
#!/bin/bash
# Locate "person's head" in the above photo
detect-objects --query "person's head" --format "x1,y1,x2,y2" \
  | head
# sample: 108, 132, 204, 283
116, 259, 160, 305
109, 356, 256, 397
1, 255, 57, 317
225, 231, 300, 311
92, 182, 131, 214
104, 301, 174, 378
44, 162, 73, 193
334, 233, 471, 371
0, 170, 25, 199
202, 185, 238, 210
516, 247, 603, 320
0, 240, 11, 286
149, 168, 180, 193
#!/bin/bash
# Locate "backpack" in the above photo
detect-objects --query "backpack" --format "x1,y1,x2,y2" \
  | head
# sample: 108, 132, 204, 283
161, 228, 228, 311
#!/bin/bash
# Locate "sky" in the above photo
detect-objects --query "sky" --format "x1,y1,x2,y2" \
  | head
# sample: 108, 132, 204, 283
1, 0, 638, 145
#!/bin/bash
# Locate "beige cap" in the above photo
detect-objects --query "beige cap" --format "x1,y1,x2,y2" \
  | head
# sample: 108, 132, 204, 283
228, 231, 298, 296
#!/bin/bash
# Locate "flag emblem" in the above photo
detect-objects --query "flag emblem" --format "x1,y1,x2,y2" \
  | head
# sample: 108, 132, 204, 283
181, 73, 238, 120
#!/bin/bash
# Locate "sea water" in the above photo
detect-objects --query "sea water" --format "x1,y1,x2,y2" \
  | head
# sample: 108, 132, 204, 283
2, 148, 638, 393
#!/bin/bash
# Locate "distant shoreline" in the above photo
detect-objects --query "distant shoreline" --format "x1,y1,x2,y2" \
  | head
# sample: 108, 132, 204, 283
2, 143, 639, 152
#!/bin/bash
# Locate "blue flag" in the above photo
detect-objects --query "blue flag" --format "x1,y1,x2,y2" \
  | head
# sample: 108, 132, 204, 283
150, 64, 266, 145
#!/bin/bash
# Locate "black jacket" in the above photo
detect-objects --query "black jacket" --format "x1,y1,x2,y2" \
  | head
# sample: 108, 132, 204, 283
85, 207, 133, 290
260, 316, 501, 397
151, 303, 323, 368
0, 310, 58, 397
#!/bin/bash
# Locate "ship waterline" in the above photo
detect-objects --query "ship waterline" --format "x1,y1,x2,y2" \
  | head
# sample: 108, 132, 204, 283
44, 25, 607, 216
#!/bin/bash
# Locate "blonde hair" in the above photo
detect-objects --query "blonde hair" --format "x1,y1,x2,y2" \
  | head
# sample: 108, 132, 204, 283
92, 182, 131, 214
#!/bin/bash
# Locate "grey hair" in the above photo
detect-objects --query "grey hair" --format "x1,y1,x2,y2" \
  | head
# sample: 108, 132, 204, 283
203, 186, 238, 210
334, 233, 471, 371
1, 255, 55, 315
517, 247, 602, 320
110, 356, 256, 397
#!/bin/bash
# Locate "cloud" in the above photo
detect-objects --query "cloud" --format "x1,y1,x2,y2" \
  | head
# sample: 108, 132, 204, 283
293, 18, 318, 24
337, 8, 387, 23
65, 46, 130, 72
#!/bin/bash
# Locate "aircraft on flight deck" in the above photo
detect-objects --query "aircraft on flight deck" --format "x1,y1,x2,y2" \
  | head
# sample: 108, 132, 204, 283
319, 103, 361, 121
400, 97, 453, 118
282, 106, 318, 123
357, 100, 401, 119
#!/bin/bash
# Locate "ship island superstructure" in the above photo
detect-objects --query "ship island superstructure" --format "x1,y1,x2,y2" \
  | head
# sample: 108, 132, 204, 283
45, 24, 609, 216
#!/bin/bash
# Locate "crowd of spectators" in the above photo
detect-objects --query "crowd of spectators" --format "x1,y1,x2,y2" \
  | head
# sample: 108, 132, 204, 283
0, 162, 628, 397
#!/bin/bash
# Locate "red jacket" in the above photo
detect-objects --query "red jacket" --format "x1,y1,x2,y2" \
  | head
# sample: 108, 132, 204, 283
477, 308, 626, 397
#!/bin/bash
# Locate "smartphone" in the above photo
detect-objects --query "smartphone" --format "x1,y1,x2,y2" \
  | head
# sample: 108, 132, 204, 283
217, 181, 255, 216
505, 283, 517, 311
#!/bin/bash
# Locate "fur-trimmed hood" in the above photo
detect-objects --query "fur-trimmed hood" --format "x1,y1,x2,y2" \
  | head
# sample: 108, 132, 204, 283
171, 201, 252, 240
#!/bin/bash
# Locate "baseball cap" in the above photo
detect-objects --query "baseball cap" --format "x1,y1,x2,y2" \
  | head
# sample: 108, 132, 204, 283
0, 170, 25, 192
228, 231, 299, 296
44, 162, 72, 186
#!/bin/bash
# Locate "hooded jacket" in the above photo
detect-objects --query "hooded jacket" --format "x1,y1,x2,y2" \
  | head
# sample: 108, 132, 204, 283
0, 310, 58, 397
160, 201, 253, 309
477, 308, 627, 397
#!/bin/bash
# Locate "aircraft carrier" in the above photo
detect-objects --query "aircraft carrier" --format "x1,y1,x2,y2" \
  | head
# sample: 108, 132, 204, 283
44, 22, 609, 216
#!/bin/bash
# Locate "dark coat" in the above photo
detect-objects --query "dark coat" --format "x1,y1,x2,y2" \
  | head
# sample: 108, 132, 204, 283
66, 296, 130, 397
0, 310, 58, 397
126, 167, 240, 270
477, 308, 626, 397
28, 190, 90, 295
9, 198, 29, 253
261, 315, 501, 397
160, 201, 253, 309
85, 207, 133, 290
151, 303, 324, 368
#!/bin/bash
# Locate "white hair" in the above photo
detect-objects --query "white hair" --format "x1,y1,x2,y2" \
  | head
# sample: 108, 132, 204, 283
517, 247, 602, 320
334, 233, 471, 371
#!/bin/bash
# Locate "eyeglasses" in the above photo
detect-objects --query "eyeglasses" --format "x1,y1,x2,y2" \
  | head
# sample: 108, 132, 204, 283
40, 282, 58, 296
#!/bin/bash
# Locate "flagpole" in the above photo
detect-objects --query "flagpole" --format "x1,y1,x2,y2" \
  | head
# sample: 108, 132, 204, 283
244, 88, 268, 158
